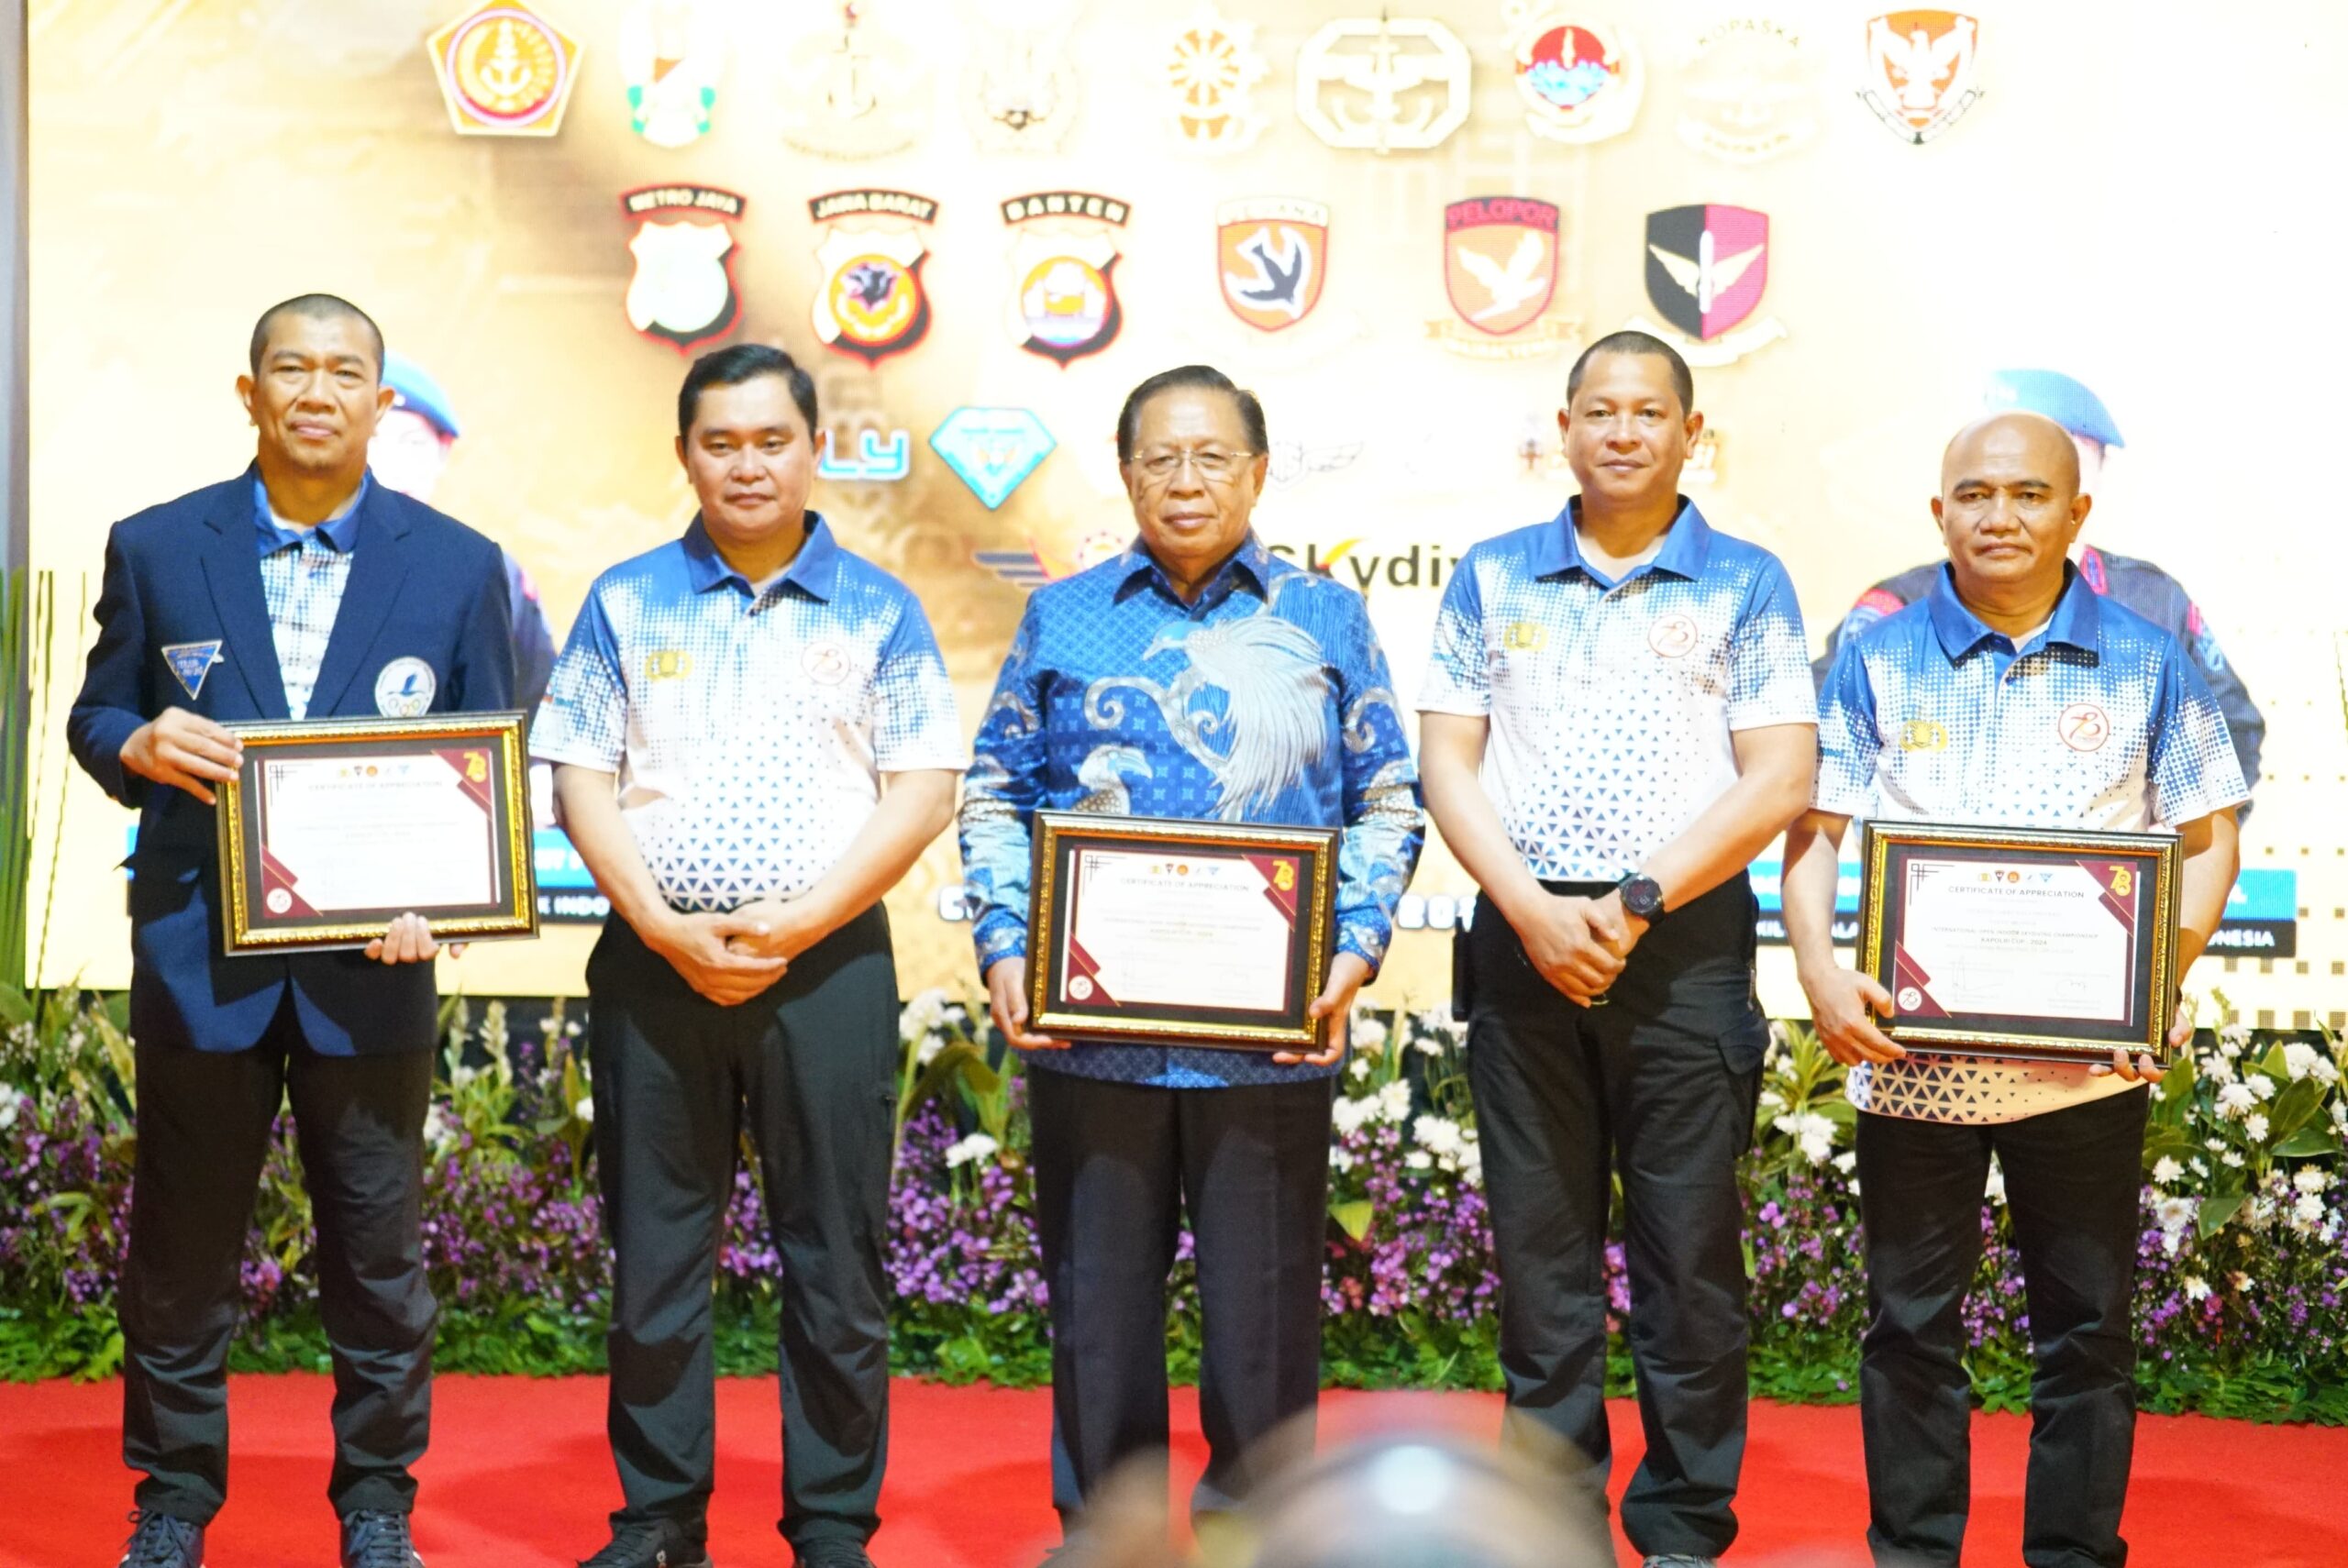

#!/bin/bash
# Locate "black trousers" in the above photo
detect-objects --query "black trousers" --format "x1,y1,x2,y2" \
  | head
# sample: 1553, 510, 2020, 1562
1028, 1067, 1335, 1529
586, 904, 900, 1552
1855, 1088, 2149, 1568
1463, 876, 1767, 1559
123, 1000, 436, 1523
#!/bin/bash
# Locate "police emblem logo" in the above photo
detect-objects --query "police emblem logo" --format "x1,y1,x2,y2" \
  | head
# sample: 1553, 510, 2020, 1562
1858, 10, 1982, 144
426, 2, 582, 138
931, 407, 1057, 511
965, 7, 1081, 154
374, 657, 437, 718
1430, 197, 1580, 361
621, 185, 746, 353
1002, 192, 1130, 366
1217, 199, 1328, 333
1295, 15, 1471, 154
809, 190, 937, 366
778, 0, 928, 160
1678, 17, 1819, 164
1898, 718, 1949, 751
618, 0, 722, 149
1631, 204, 1788, 367
1166, 5, 1268, 153
161, 641, 226, 701
1505, 8, 1642, 144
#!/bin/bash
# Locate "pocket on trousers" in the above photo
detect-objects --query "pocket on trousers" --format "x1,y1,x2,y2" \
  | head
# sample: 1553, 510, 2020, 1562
1716, 1012, 1770, 1076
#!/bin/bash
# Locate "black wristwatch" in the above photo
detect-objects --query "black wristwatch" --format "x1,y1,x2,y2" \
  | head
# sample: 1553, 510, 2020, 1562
1616, 872, 1666, 920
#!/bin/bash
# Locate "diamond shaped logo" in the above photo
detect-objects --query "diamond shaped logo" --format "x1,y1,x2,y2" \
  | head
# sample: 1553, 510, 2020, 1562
929, 406, 1056, 510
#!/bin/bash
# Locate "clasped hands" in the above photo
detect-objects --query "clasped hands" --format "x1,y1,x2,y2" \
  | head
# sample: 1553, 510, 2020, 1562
1519, 889, 1646, 1007
646, 897, 825, 1007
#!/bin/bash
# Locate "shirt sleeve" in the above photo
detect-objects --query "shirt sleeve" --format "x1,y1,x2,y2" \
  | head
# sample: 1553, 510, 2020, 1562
1811, 637, 1884, 818
957, 599, 1052, 970
871, 596, 969, 773
2147, 643, 2250, 828
529, 585, 627, 771
1329, 594, 1425, 976
1414, 548, 1490, 714
2180, 602, 2264, 797
1726, 555, 1820, 731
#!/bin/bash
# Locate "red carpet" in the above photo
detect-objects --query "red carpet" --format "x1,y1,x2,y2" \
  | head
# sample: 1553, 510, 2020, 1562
2, 1375, 2342, 1567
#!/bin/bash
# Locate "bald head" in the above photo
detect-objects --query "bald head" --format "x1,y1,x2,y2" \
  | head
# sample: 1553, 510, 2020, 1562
1940, 411, 2079, 501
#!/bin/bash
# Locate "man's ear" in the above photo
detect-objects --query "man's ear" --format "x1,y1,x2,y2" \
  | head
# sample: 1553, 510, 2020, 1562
237, 375, 258, 426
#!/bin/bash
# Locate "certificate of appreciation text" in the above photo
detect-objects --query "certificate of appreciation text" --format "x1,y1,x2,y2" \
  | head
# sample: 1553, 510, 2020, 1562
1896, 857, 2133, 1023
1060, 848, 1296, 1014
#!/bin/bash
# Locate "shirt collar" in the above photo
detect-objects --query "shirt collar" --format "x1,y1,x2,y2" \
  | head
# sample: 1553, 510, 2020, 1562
252, 473, 369, 555
1530, 496, 1714, 583
1925, 562, 2102, 660
1114, 531, 1273, 602
681, 512, 841, 601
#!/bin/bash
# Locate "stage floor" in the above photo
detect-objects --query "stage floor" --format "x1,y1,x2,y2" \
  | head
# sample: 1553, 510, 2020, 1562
1, 1375, 2340, 1567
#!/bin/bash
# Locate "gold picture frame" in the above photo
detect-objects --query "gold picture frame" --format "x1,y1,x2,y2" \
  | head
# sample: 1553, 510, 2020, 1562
215, 712, 538, 955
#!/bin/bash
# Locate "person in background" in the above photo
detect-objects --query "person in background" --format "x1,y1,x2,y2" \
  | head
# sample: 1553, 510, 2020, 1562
1813, 368, 2263, 798
1787, 411, 2243, 1568
371, 349, 560, 713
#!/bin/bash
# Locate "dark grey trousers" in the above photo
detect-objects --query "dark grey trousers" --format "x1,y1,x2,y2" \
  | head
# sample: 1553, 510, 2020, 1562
1855, 1087, 2149, 1568
124, 1004, 436, 1523
586, 903, 899, 1553
1464, 876, 1767, 1560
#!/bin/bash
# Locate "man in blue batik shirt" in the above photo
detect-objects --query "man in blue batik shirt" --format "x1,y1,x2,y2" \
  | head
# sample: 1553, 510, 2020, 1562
958, 365, 1423, 1547
1786, 412, 2243, 1568
536, 346, 964, 1568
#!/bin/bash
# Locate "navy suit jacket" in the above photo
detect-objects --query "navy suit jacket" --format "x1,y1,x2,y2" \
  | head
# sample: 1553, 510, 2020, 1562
67, 468, 516, 1055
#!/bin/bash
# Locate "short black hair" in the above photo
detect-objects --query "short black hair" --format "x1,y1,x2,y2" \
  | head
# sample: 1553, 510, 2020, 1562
249, 293, 384, 379
1566, 329, 1694, 415
1115, 364, 1268, 462
677, 343, 818, 440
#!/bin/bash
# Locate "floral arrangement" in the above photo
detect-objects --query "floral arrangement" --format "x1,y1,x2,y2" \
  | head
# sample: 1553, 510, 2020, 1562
5, 980, 2345, 1421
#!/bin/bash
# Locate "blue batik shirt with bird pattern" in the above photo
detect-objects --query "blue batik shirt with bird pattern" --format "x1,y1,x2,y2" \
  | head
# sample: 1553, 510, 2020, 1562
958, 535, 1424, 1088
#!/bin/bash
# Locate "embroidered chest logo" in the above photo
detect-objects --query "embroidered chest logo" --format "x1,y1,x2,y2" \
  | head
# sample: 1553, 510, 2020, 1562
1500, 621, 1548, 652
375, 657, 437, 717
162, 641, 227, 701
644, 650, 694, 681
1898, 718, 1948, 751
803, 641, 852, 685
2057, 702, 2110, 753
1648, 614, 1700, 658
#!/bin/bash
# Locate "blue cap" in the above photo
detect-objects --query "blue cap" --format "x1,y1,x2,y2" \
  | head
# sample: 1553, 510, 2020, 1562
1983, 368, 2123, 449
380, 350, 461, 440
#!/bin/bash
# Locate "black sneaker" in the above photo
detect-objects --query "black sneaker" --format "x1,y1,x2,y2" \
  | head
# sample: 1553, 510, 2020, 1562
579, 1519, 714, 1568
340, 1510, 426, 1568
792, 1547, 874, 1568
117, 1511, 205, 1568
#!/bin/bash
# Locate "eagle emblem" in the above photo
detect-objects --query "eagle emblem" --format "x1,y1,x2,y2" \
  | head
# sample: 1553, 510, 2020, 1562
1216, 198, 1329, 333
1858, 10, 1982, 144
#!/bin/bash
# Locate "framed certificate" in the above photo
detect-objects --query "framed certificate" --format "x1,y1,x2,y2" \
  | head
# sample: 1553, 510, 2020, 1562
1855, 820, 2182, 1066
1028, 812, 1340, 1051
215, 712, 538, 955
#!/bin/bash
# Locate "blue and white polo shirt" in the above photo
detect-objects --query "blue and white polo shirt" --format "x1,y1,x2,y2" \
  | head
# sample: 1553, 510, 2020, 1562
1417, 499, 1817, 881
532, 513, 967, 911
1815, 565, 2247, 1123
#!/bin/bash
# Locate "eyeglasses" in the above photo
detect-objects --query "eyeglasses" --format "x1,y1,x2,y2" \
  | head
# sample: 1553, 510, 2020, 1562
1130, 447, 1256, 484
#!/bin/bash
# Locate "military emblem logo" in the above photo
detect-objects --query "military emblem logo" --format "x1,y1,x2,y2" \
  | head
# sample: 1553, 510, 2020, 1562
1431, 197, 1579, 360
1002, 192, 1129, 366
1506, 9, 1642, 144
1217, 198, 1328, 334
1166, 5, 1269, 152
618, 0, 723, 149
1294, 16, 1471, 154
965, 7, 1081, 153
931, 407, 1057, 510
426, 2, 583, 137
621, 185, 745, 353
778, 1, 928, 159
1634, 204, 1786, 367
1858, 10, 1981, 144
808, 190, 936, 366
1678, 17, 1819, 163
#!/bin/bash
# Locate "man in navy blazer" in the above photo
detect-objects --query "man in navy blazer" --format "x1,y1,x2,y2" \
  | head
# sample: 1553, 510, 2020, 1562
68, 294, 514, 1568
